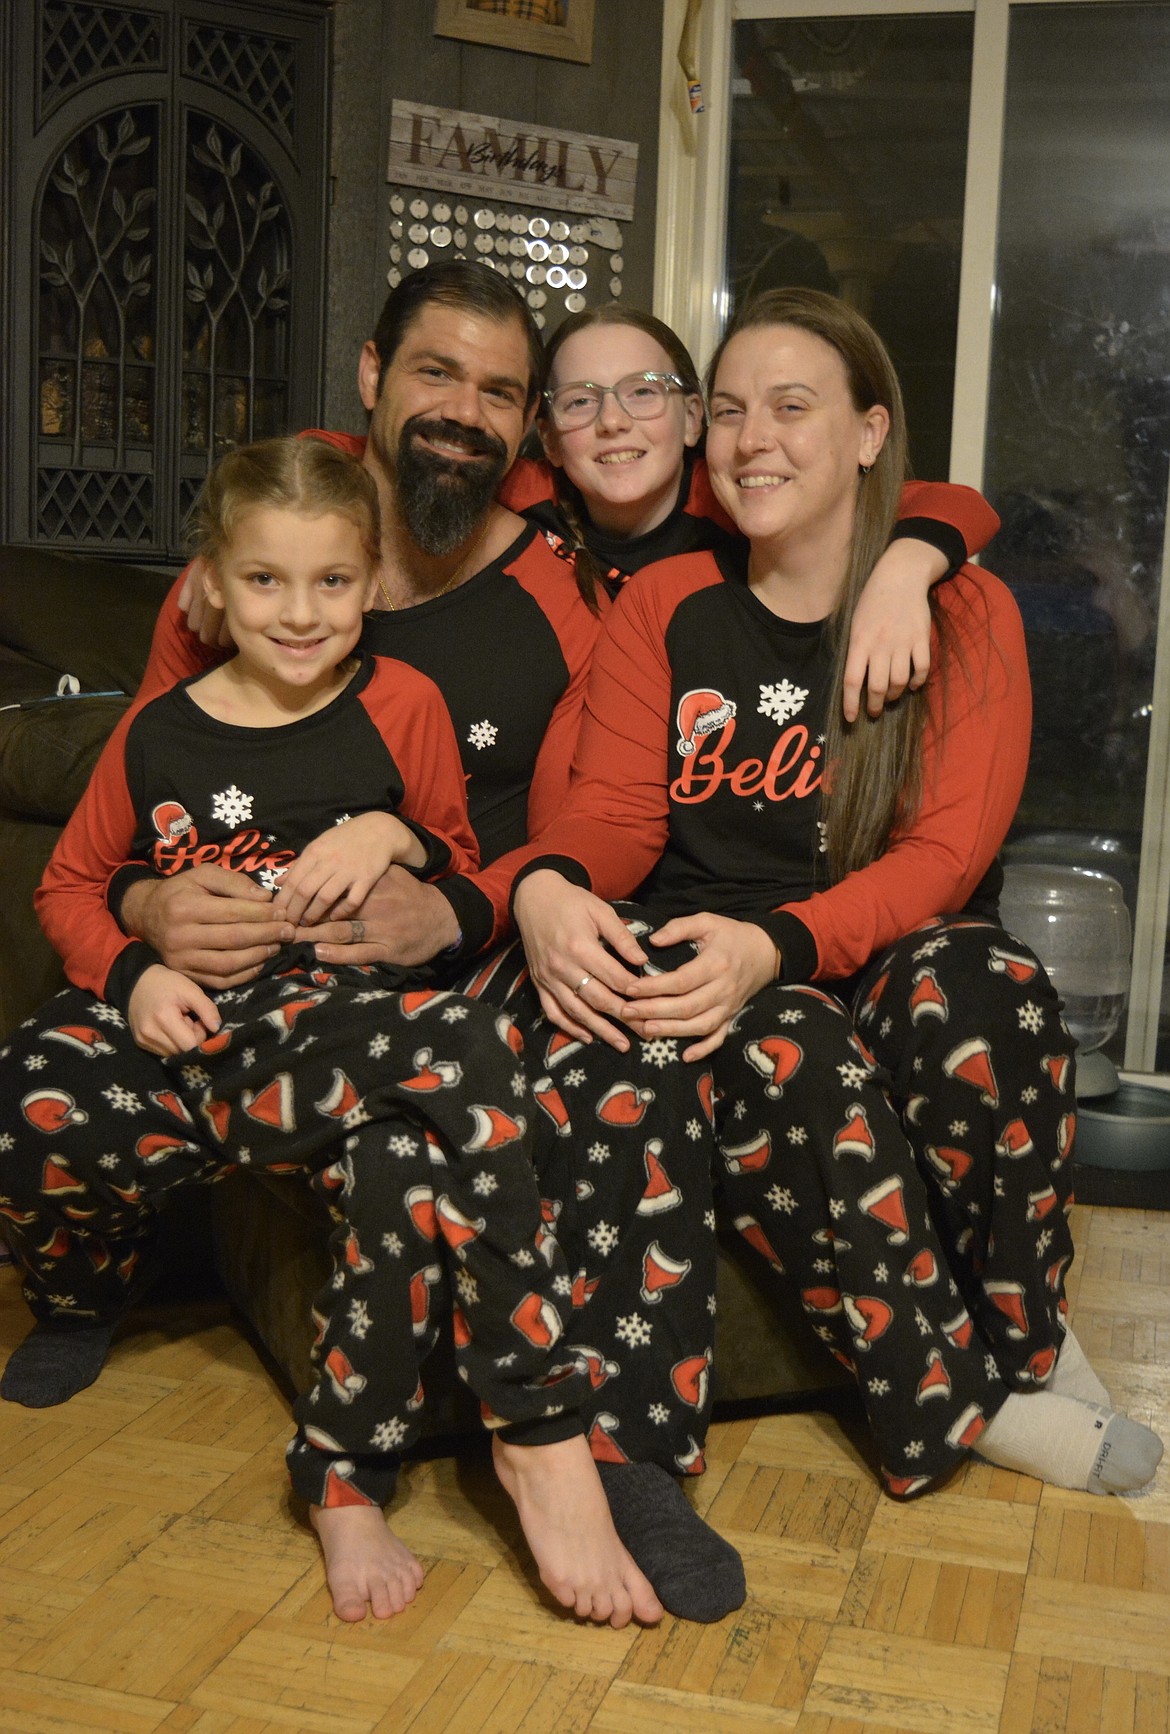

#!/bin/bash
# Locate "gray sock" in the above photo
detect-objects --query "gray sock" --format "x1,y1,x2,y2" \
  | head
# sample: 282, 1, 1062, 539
1085, 1404, 1165, 1496
1, 1321, 117, 1407
975, 1390, 1163, 1495
598, 1460, 746, 1622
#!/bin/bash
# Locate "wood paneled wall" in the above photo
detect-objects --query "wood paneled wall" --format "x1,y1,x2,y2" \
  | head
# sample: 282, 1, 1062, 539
323, 0, 664, 431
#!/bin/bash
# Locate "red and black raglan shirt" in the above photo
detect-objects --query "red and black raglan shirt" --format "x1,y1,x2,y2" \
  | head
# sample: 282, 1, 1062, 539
120, 431, 604, 960
39, 653, 478, 1012
501, 453, 1000, 601
505, 546, 1032, 985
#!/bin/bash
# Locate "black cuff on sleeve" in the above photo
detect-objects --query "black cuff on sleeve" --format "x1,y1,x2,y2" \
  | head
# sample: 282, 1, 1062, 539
890, 515, 967, 580
752, 910, 819, 983
107, 861, 156, 930
103, 939, 165, 1016
494, 1411, 584, 1448
396, 817, 451, 881
508, 854, 593, 923
434, 874, 495, 963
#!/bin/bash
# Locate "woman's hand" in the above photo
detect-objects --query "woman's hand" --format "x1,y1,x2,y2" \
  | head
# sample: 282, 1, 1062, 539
512, 869, 649, 1050
622, 913, 777, 1060
842, 536, 944, 722
178, 558, 233, 648
129, 963, 221, 1057
273, 814, 423, 927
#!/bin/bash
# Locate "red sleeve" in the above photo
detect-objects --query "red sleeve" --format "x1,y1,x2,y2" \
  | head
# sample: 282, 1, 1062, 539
898, 480, 1000, 559
34, 710, 156, 999
777, 567, 1030, 979
359, 660, 479, 878
498, 455, 557, 512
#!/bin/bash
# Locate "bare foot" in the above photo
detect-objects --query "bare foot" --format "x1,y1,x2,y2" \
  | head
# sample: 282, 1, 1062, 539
493, 1432, 664, 1627
310, 1502, 425, 1621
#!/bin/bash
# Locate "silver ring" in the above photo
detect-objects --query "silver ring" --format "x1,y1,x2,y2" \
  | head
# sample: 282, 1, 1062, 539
350, 919, 365, 944
576, 973, 591, 994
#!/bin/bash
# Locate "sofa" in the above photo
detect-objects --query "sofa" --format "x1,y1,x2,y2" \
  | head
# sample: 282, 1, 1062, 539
0, 543, 845, 1428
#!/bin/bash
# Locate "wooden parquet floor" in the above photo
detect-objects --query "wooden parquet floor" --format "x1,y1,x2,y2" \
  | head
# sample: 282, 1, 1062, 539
0, 1200, 1167, 1733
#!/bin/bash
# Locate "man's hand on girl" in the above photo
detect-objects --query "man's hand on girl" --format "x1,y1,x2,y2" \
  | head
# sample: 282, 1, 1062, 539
622, 913, 777, 1061
121, 868, 290, 988
300, 869, 460, 967
178, 558, 232, 648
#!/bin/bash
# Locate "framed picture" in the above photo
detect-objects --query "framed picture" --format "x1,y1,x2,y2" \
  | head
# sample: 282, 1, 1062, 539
434, 0, 595, 66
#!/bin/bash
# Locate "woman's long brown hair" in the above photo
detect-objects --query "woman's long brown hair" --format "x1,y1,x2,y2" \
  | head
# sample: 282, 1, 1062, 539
705, 289, 938, 882
541, 305, 703, 613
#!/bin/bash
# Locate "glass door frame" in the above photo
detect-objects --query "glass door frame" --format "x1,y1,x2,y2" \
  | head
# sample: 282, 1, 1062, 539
653, 0, 1170, 1070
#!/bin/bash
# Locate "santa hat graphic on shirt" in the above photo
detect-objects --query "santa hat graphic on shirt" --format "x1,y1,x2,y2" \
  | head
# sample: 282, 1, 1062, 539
675, 687, 736, 756
150, 800, 194, 843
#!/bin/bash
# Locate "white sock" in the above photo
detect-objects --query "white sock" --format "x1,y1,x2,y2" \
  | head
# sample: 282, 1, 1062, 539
1050, 1325, 1111, 1408
974, 1391, 1163, 1495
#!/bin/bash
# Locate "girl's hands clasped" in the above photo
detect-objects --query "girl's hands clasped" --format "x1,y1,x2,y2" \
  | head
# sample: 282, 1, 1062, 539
512, 869, 649, 1051
621, 913, 778, 1061
272, 812, 425, 927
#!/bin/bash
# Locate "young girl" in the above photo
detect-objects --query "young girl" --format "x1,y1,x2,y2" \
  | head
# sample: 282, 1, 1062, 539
0, 437, 662, 1630
508, 291, 1163, 1501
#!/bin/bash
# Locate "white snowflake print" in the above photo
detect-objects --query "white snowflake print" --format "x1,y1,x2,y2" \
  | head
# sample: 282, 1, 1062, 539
642, 1038, 680, 1069
331, 1270, 345, 1290
257, 865, 287, 893
912, 935, 950, 961
381, 1232, 403, 1256
563, 1067, 587, 1087
471, 1171, 499, 1197
967, 1201, 982, 1217
510, 1248, 535, 1268
98, 1153, 119, 1170
733, 1099, 747, 1120
553, 1274, 573, 1297
776, 1009, 805, 1026
388, 1135, 418, 1158
369, 1033, 391, 1059
615, 1311, 653, 1348
511, 1071, 528, 1098
495, 1352, 517, 1368
441, 1005, 469, 1023
353, 990, 393, 1003
92, 1004, 125, 1027
23, 1053, 47, 1071
904, 1440, 925, 1461
836, 1061, 870, 1090
237, 1147, 252, 1165
912, 1056, 923, 1073
914, 1307, 933, 1336
766, 1184, 797, 1214
587, 1221, 619, 1256
370, 1417, 408, 1450
1036, 1228, 1053, 1256
868, 1378, 891, 1396
758, 677, 809, 726
814, 1324, 836, 1344
787, 1125, 808, 1146
1021, 1085, 1038, 1104
334, 814, 352, 826
211, 784, 254, 827
0, 1134, 12, 1152
46, 1293, 77, 1309
467, 719, 499, 750
874, 1263, 889, 1283
813, 1258, 833, 1275
880, 1017, 893, 1037
994, 1176, 1005, 1198
707, 1294, 718, 1315
587, 1142, 611, 1165
829, 1197, 847, 1219
984, 1353, 999, 1380
703, 1209, 717, 1231
686, 1119, 703, 1141
753, 800, 765, 813
648, 1403, 670, 1425
181, 1065, 210, 1090
949, 1119, 969, 1137
348, 1299, 372, 1340
456, 1270, 479, 1308
101, 1085, 142, 1114
1017, 1001, 1044, 1034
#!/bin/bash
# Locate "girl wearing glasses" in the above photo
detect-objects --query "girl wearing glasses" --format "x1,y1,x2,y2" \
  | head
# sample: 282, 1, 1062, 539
503, 304, 1000, 723
507, 290, 1162, 1503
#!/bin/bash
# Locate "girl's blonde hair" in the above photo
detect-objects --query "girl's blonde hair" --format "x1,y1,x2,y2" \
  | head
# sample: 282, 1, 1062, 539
705, 288, 937, 882
194, 436, 381, 569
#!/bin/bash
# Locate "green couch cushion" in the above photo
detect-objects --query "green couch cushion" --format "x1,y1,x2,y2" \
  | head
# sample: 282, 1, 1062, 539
0, 546, 173, 694
0, 694, 130, 820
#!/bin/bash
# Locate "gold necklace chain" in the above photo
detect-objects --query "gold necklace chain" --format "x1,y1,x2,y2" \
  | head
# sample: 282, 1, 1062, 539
377, 517, 493, 613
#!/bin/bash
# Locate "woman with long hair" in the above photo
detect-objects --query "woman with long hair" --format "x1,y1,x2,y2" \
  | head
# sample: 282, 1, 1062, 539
507, 289, 1163, 1499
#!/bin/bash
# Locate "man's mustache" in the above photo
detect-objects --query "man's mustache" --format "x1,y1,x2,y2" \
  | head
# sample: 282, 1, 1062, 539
403, 416, 508, 466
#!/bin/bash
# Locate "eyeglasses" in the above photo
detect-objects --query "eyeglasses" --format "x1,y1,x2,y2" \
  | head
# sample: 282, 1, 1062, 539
543, 371, 689, 431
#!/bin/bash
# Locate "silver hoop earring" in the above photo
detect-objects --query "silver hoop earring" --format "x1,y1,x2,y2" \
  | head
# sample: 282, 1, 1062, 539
859, 463, 873, 476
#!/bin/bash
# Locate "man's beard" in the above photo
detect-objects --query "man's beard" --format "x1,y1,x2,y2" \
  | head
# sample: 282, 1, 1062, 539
389, 415, 510, 558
